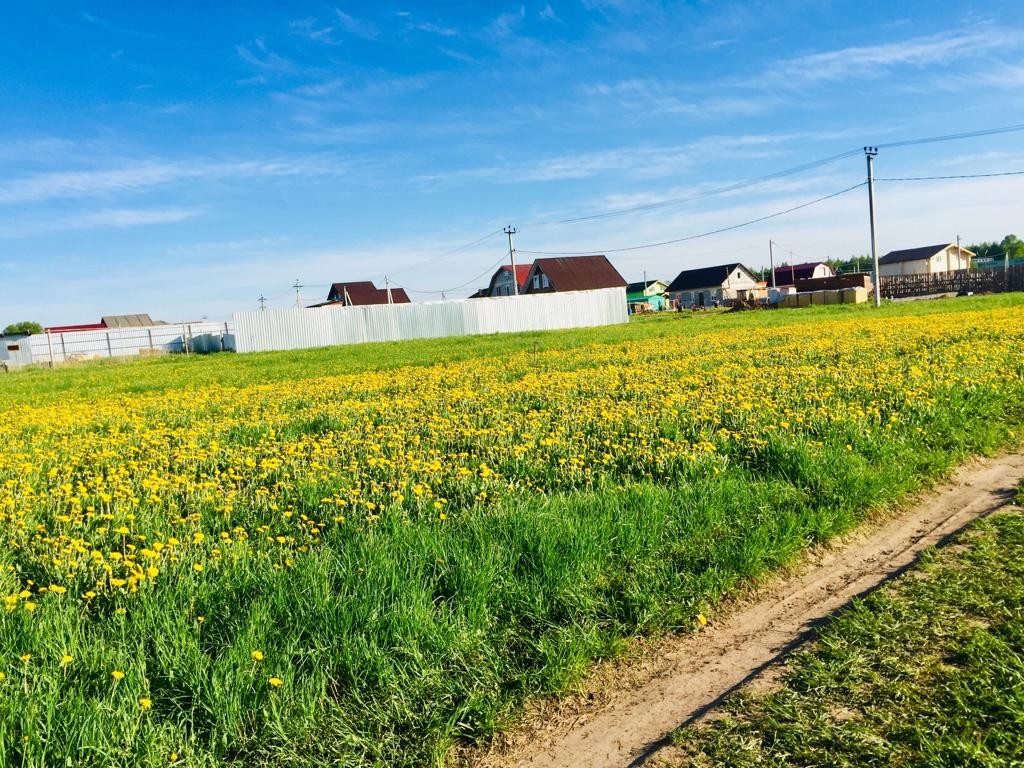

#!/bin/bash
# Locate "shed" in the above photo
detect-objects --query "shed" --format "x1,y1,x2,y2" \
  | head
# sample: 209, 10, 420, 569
878, 243, 974, 276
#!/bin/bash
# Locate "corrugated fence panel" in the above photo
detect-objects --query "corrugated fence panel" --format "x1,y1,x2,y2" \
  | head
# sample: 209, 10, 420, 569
16, 322, 234, 365
233, 288, 628, 354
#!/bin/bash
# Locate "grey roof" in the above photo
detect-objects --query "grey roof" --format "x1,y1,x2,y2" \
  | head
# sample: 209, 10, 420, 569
879, 243, 974, 265
667, 263, 753, 292
626, 279, 665, 293
101, 314, 158, 328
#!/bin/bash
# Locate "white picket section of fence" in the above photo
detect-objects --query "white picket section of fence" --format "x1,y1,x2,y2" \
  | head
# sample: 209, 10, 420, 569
232, 288, 628, 354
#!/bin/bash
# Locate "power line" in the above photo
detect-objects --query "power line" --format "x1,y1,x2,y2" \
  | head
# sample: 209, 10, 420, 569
875, 123, 1024, 149
876, 170, 1024, 181
520, 149, 863, 228
403, 253, 510, 296
518, 182, 867, 256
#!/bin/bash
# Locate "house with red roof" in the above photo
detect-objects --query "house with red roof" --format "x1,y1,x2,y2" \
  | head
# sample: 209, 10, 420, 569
482, 264, 531, 297
521, 255, 627, 294
313, 281, 411, 307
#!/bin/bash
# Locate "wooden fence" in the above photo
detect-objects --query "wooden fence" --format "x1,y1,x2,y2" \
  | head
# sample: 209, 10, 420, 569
879, 266, 1024, 299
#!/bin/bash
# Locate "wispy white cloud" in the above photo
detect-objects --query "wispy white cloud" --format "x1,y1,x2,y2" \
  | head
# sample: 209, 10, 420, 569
236, 37, 297, 74
335, 9, 379, 41
539, 4, 559, 21
414, 21, 457, 37
0, 207, 204, 239
755, 27, 1024, 87
0, 157, 347, 205
491, 6, 526, 37
289, 17, 339, 45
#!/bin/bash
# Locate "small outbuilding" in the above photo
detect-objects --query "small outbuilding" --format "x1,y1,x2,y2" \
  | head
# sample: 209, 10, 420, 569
878, 243, 974, 277
626, 279, 669, 312
768, 262, 834, 287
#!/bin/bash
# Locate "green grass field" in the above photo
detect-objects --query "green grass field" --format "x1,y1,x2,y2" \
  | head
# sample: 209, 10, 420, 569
1, 295, 1023, 766
671, 509, 1024, 766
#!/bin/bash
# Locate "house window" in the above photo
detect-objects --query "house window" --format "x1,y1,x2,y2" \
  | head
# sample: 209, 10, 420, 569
541, 274, 549, 288
533, 274, 540, 289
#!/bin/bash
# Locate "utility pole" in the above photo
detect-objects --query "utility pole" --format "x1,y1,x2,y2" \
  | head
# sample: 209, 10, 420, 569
865, 146, 880, 307
258, 294, 267, 311
504, 225, 519, 296
769, 240, 776, 289
384, 275, 394, 305
789, 252, 795, 286
343, 286, 352, 306
293, 279, 303, 309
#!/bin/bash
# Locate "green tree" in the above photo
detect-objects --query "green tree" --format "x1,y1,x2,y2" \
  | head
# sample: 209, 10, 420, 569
2, 321, 43, 336
1000, 234, 1024, 259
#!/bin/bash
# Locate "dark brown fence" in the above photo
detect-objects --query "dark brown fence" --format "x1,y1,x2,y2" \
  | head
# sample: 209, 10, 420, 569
879, 266, 1024, 299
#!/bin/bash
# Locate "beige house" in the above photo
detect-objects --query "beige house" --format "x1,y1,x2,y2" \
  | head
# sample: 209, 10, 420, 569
878, 243, 974, 277
666, 263, 759, 306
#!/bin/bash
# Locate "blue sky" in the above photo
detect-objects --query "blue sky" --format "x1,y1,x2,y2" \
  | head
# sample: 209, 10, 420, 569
1, 1, 1023, 324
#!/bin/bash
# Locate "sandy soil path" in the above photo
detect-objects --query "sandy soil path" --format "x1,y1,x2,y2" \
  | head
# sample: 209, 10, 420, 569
470, 452, 1024, 768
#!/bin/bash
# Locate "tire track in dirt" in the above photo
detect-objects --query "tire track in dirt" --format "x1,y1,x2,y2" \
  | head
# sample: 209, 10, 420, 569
469, 452, 1024, 768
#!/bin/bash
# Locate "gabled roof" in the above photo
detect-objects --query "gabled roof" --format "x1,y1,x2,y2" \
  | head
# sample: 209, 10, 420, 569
526, 255, 626, 292
667, 263, 754, 292
769, 262, 829, 285
626, 279, 666, 293
101, 314, 159, 327
879, 243, 975, 265
323, 281, 411, 306
485, 264, 532, 294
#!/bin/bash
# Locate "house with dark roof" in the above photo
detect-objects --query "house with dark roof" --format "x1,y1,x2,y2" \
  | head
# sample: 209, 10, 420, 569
626, 279, 669, 312
479, 264, 531, 297
878, 243, 974, 277
666, 263, 759, 307
315, 281, 411, 307
521, 255, 627, 295
768, 262, 834, 287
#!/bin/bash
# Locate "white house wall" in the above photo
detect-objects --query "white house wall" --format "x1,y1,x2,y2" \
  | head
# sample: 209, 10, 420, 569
233, 288, 628, 354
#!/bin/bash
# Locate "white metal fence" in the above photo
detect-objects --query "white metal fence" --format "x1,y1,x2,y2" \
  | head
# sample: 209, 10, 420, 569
232, 288, 628, 354
4, 321, 235, 367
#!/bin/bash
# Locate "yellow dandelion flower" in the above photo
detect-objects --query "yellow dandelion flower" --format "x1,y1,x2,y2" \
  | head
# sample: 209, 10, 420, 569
251, 650, 264, 661
268, 676, 284, 687
139, 697, 152, 711
112, 670, 125, 681
60, 654, 73, 665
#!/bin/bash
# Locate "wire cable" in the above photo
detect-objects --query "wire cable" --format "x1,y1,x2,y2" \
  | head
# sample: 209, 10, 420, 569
875, 123, 1024, 149
403, 253, 511, 295
519, 149, 864, 228
518, 182, 867, 256
876, 170, 1024, 181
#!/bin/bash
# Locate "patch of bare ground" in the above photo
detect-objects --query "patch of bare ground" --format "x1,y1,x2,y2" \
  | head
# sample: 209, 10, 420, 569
457, 451, 1024, 768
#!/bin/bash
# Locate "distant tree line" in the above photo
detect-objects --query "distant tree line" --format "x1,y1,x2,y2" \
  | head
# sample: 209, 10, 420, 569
2, 321, 43, 336
967, 234, 1023, 261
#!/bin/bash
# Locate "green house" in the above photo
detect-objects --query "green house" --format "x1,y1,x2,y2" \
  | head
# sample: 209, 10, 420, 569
626, 279, 669, 312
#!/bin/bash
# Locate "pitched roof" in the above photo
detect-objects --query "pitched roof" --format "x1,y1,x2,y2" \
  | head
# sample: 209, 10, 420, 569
626, 279, 665, 293
769, 262, 828, 285
527, 255, 626, 292
667, 263, 752, 292
101, 314, 158, 328
323, 281, 411, 306
879, 243, 974, 265
485, 264, 532, 294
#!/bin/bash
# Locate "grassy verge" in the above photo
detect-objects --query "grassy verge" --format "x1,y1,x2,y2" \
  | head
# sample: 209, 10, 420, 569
3, 293, 1022, 410
671, 510, 1024, 767
1, 298, 1023, 766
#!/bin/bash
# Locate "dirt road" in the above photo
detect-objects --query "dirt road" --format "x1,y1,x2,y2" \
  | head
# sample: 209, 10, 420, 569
471, 452, 1024, 768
